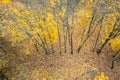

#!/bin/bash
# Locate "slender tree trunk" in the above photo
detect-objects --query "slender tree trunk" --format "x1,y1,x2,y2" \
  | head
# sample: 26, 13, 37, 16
92, 18, 103, 52
70, 12, 74, 54
78, 36, 89, 53
25, 31, 40, 53
70, 33, 73, 54
63, 0, 69, 53
111, 50, 120, 69
63, 27, 67, 53
97, 38, 110, 54
57, 26, 62, 54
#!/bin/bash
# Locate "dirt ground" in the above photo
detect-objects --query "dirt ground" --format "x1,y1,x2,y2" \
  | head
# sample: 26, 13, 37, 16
1, 38, 120, 80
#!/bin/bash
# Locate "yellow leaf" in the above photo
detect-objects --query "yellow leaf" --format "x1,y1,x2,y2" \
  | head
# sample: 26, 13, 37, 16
94, 72, 109, 80
42, 78, 46, 80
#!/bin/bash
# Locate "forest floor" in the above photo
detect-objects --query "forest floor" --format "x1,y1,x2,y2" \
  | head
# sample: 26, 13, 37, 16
1, 39, 120, 80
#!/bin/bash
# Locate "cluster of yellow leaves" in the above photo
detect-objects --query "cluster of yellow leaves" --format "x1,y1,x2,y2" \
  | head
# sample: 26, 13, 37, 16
0, 0, 11, 5
11, 3, 58, 44
109, 37, 120, 51
101, 13, 120, 51
1, 2, 60, 54
31, 12, 58, 45
46, 0, 55, 6
94, 72, 109, 80
10, 30, 25, 45
58, 7, 66, 18
46, 13, 58, 43
101, 13, 117, 43
74, 8, 92, 41
77, 9, 92, 27
10, 3, 31, 17
46, 0, 64, 6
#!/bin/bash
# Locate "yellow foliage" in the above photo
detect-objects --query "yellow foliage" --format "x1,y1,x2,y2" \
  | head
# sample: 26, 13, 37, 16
26, 49, 30, 55
104, 14, 116, 33
1, 1, 60, 54
74, 8, 92, 41
40, 19, 46, 28
10, 7, 22, 16
11, 30, 17, 37
76, 9, 92, 28
42, 78, 46, 80
48, 26, 58, 43
0, 0, 11, 5
58, 7, 66, 18
109, 37, 120, 51
101, 13, 117, 43
32, 28, 42, 35
94, 72, 109, 80
47, 0, 55, 6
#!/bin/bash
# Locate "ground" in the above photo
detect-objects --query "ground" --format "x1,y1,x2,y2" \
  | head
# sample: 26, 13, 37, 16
1, 39, 120, 80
